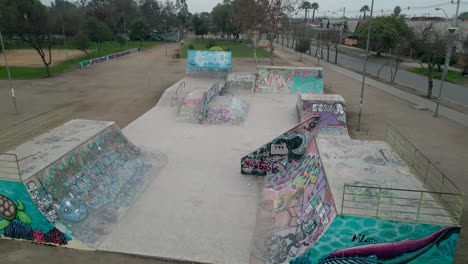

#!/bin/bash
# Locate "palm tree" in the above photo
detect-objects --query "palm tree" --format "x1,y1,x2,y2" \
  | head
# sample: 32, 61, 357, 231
311, 2, 319, 23
360, 5, 370, 20
301, 1, 312, 23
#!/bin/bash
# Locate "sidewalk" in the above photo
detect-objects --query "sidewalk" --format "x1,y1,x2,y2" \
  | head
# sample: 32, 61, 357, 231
275, 42, 468, 127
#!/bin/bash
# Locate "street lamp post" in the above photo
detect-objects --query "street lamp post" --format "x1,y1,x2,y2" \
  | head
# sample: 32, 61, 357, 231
340, 7, 346, 52
318, 22, 323, 66
357, 0, 375, 131
434, 0, 461, 117
0, 31, 18, 114
163, 20, 168, 56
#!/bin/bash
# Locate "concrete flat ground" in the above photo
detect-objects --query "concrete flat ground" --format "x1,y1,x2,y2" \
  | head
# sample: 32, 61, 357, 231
0, 41, 467, 263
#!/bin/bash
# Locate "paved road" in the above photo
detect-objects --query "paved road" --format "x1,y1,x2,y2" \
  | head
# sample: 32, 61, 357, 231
277, 38, 468, 106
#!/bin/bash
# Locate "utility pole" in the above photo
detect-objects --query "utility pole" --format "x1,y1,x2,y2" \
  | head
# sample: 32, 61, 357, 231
434, 0, 461, 117
0, 31, 18, 114
318, 22, 323, 66
163, 20, 168, 56
357, 0, 374, 131
340, 7, 346, 52
59, 2, 68, 59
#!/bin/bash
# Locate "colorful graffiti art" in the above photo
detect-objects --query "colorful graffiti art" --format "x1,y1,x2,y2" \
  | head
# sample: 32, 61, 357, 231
255, 67, 323, 93
24, 127, 167, 248
187, 50, 232, 75
291, 216, 460, 264
241, 117, 319, 175
0, 180, 70, 245
79, 48, 140, 68
298, 97, 348, 137
252, 139, 336, 264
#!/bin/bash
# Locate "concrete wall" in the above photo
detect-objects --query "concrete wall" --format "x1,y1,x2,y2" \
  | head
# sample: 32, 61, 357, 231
186, 50, 232, 76
79, 48, 140, 68
290, 216, 460, 264
24, 125, 167, 248
0, 180, 71, 246
241, 117, 319, 176
255, 66, 324, 93
252, 138, 337, 264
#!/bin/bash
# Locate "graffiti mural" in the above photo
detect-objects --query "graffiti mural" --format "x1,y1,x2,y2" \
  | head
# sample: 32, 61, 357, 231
255, 66, 323, 93
0, 180, 71, 245
205, 96, 248, 125
24, 127, 167, 248
290, 216, 460, 264
225, 72, 255, 94
187, 50, 232, 75
252, 139, 336, 264
79, 48, 140, 68
241, 117, 319, 176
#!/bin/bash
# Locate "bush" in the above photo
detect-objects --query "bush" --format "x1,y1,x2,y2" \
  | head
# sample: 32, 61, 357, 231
188, 43, 194, 50
205, 39, 217, 49
208, 46, 223, 51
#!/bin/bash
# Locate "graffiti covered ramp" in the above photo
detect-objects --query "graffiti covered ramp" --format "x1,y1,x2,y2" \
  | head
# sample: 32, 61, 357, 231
96, 79, 302, 263
8, 119, 167, 248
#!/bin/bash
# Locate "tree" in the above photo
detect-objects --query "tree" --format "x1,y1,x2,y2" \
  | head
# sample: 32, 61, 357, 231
192, 13, 208, 40
212, 0, 238, 38
295, 38, 310, 61
412, 24, 448, 98
301, 1, 312, 23
311, 2, 319, 23
84, 17, 112, 55
358, 15, 412, 56
360, 5, 369, 20
73, 31, 90, 58
129, 18, 149, 47
1, 0, 56, 77
394, 6, 401, 17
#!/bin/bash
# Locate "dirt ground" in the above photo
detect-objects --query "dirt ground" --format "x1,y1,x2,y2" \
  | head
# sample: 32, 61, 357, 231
0, 49, 90, 67
1, 42, 468, 263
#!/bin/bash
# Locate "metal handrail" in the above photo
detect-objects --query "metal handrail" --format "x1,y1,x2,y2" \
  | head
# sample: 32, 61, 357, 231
0, 153, 22, 182
171, 81, 186, 107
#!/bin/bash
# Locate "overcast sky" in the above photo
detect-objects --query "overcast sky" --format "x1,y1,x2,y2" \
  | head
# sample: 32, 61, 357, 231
40, 0, 466, 18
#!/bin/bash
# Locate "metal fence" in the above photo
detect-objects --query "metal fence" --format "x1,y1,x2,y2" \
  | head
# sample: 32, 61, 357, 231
0, 104, 75, 153
340, 124, 465, 226
0, 153, 22, 182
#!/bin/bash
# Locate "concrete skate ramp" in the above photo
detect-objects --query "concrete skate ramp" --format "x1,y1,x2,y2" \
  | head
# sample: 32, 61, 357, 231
224, 72, 255, 94
255, 66, 323, 93
241, 117, 319, 176
187, 50, 232, 76
297, 94, 348, 137
12, 119, 167, 248
205, 95, 248, 125
251, 137, 337, 264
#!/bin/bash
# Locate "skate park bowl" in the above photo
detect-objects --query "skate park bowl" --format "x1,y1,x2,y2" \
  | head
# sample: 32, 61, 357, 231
186, 50, 232, 77
255, 66, 323, 93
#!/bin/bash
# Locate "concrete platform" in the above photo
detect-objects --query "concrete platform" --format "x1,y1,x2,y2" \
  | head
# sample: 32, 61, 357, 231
97, 80, 301, 263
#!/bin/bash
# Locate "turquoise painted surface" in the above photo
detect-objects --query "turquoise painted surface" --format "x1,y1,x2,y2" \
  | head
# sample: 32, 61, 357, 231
291, 216, 459, 264
0, 180, 70, 245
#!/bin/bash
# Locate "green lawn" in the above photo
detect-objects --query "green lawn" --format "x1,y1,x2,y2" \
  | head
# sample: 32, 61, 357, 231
177, 38, 271, 58
408, 67, 468, 84
0, 41, 162, 79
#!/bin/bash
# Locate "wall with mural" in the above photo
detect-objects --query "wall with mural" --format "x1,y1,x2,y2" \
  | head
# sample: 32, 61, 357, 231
290, 216, 460, 264
79, 48, 140, 68
252, 138, 337, 264
205, 96, 248, 125
255, 66, 323, 93
0, 180, 71, 246
24, 125, 167, 248
241, 117, 319, 176
186, 50, 232, 75
297, 95, 348, 137
224, 72, 255, 94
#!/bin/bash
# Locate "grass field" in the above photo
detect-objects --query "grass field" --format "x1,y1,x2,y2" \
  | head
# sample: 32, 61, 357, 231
0, 41, 162, 78
409, 67, 468, 84
177, 38, 271, 58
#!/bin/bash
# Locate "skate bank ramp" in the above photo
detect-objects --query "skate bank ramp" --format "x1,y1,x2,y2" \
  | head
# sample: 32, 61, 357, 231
247, 119, 337, 263
6, 119, 167, 248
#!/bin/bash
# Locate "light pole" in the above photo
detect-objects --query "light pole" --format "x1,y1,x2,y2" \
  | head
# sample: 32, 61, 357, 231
59, 3, 68, 59
434, 0, 461, 117
340, 7, 346, 52
163, 19, 167, 56
318, 22, 323, 66
357, 0, 374, 131
0, 31, 18, 114
435, 8, 450, 20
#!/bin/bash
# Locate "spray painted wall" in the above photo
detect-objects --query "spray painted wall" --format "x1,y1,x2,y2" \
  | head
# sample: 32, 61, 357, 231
224, 72, 255, 94
255, 66, 323, 93
24, 125, 167, 248
205, 96, 248, 125
186, 51, 232, 75
79, 48, 140, 68
252, 139, 337, 264
241, 117, 319, 176
0, 180, 71, 245
290, 216, 460, 264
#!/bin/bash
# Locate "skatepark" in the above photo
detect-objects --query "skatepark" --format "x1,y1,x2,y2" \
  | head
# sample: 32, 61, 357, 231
0, 48, 465, 264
